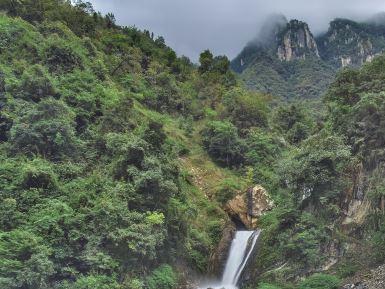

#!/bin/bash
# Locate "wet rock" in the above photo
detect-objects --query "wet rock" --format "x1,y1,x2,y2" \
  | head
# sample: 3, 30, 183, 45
225, 185, 273, 229
342, 283, 367, 289
209, 222, 236, 277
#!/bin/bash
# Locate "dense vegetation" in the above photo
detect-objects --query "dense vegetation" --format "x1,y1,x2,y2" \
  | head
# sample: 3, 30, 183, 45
0, 2, 385, 289
0, 1, 234, 288
234, 51, 336, 99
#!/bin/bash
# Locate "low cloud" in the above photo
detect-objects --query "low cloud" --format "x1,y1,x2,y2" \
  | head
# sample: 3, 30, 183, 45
90, 0, 385, 61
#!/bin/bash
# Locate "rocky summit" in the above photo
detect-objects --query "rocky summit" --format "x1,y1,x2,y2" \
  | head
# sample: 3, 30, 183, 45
231, 14, 385, 99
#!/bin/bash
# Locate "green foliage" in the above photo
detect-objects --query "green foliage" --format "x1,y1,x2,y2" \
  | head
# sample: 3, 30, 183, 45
58, 275, 121, 289
215, 178, 240, 204
201, 120, 246, 167
0, 6, 208, 288
9, 64, 58, 102
272, 103, 315, 144
9, 98, 79, 159
298, 274, 340, 289
257, 283, 283, 289
147, 264, 177, 289
336, 261, 360, 278
199, 49, 214, 74
325, 57, 385, 162
283, 213, 329, 266
222, 88, 269, 133
245, 129, 282, 188
198, 49, 236, 88
234, 50, 336, 99
3, 2, 382, 288
123, 278, 144, 289
281, 132, 351, 205
44, 35, 85, 73
0, 230, 54, 289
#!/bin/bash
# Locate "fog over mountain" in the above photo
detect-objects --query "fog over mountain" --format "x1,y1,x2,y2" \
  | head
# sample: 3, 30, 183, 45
90, 0, 385, 61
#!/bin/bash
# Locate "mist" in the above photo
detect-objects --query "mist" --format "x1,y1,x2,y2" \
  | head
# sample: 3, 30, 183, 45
90, 0, 385, 62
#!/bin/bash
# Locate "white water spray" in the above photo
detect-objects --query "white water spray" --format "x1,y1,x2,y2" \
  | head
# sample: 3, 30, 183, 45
200, 230, 261, 289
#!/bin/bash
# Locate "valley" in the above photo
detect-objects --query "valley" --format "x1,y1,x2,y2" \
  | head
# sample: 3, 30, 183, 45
0, 2, 384, 289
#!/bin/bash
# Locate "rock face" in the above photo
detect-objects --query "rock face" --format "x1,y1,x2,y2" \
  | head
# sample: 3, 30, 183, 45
225, 185, 274, 229
342, 264, 385, 289
277, 20, 319, 61
231, 15, 385, 99
319, 19, 380, 67
208, 222, 236, 277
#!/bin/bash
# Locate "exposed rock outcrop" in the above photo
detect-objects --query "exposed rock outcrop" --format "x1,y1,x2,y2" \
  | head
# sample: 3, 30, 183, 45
320, 19, 383, 67
342, 264, 385, 289
341, 163, 372, 228
208, 222, 236, 277
277, 20, 319, 61
225, 185, 274, 229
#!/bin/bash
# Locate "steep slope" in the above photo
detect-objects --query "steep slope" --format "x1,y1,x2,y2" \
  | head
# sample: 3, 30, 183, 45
318, 18, 385, 67
276, 20, 319, 61
232, 18, 336, 99
232, 15, 385, 99
244, 54, 385, 289
0, 3, 242, 288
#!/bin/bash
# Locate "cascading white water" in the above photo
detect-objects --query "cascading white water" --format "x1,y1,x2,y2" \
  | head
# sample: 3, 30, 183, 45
200, 230, 261, 289
221, 230, 260, 288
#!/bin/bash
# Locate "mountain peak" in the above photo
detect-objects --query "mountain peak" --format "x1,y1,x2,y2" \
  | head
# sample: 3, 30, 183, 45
277, 19, 319, 61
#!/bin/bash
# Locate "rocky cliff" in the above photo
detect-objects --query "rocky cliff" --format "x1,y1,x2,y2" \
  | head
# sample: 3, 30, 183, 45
277, 20, 319, 61
231, 15, 385, 99
318, 19, 385, 67
225, 185, 274, 229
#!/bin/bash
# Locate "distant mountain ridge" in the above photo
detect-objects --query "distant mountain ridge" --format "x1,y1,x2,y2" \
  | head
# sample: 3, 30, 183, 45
231, 13, 385, 99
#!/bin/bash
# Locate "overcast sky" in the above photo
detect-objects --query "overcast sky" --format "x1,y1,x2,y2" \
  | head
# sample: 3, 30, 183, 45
90, 0, 385, 62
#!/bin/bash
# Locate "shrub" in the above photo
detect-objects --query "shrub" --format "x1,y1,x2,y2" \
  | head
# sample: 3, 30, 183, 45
21, 158, 57, 190
223, 88, 269, 133
123, 278, 144, 289
58, 275, 120, 289
9, 98, 79, 159
215, 178, 240, 204
44, 35, 84, 73
147, 265, 177, 289
10, 64, 58, 102
0, 230, 54, 289
257, 283, 282, 289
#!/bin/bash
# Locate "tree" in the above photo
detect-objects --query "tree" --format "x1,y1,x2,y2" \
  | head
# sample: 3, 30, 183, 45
198, 49, 214, 74
212, 55, 230, 74
58, 275, 120, 289
223, 88, 269, 133
281, 131, 351, 205
147, 265, 177, 289
273, 103, 315, 144
105, 12, 116, 28
201, 121, 246, 167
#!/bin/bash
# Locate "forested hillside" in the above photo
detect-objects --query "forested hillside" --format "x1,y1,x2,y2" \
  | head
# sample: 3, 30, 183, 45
0, 1, 385, 289
0, 1, 238, 288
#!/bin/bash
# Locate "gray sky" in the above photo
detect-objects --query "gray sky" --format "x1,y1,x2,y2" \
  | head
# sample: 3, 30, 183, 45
90, 0, 385, 62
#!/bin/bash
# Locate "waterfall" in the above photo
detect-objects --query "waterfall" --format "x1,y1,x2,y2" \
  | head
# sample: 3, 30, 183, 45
200, 230, 261, 289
